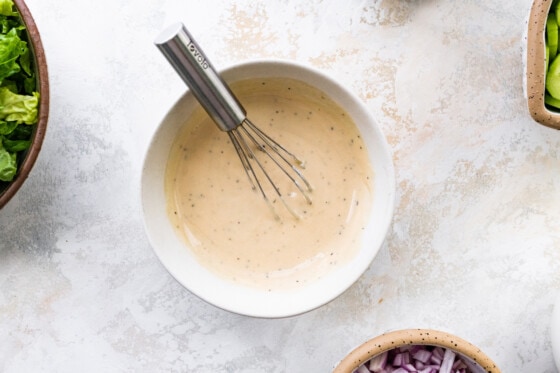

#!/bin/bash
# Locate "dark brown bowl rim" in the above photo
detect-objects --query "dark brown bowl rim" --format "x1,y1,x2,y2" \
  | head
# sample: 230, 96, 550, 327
0, 0, 49, 209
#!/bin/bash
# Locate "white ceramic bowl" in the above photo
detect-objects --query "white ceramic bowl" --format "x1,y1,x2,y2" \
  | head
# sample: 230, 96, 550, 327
141, 59, 395, 318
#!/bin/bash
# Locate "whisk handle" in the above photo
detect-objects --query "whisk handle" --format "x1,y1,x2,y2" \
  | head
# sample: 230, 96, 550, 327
154, 23, 246, 132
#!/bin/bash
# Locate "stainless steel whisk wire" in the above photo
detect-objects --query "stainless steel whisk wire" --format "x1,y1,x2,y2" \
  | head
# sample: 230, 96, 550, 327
154, 22, 312, 219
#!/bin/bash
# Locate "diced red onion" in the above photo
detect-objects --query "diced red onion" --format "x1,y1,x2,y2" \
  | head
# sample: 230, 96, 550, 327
439, 349, 455, 373
403, 363, 417, 371
430, 355, 442, 365
354, 345, 474, 373
368, 351, 388, 371
433, 347, 444, 360
418, 369, 437, 373
357, 365, 370, 373
412, 349, 432, 364
393, 368, 409, 373
393, 353, 404, 366
453, 360, 467, 370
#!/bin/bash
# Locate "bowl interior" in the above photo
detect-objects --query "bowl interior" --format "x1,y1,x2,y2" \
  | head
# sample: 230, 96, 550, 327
333, 329, 500, 373
141, 60, 395, 318
0, 0, 49, 209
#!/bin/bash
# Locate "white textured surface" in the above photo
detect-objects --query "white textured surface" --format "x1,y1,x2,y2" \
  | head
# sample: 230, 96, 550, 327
1, 0, 559, 372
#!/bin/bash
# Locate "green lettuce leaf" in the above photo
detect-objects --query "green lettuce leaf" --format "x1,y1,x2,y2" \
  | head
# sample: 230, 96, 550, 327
0, 15, 23, 35
0, 0, 16, 17
0, 87, 38, 124
0, 138, 16, 181
0, 28, 27, 83
8, 121, 32, 138
3, 137, 29, 152
0, 119, 16, 134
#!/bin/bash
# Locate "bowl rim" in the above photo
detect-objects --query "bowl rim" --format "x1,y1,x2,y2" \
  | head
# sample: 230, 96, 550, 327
141, 58, 396, 318
526, 0, 560, 129
332, 328, 500, 373
0, 0, 49, 209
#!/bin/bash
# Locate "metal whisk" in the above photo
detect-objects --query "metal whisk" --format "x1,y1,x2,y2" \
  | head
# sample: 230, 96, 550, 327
154, 23, 312, 219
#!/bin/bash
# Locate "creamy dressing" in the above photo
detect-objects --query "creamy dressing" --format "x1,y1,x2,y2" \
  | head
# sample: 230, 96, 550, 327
165, 77, 375, 291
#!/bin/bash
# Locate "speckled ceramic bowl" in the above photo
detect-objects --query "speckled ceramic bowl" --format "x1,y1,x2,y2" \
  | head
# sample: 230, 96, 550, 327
0, 0, 49, 209
526, 0, 560, 129
141, 59, 395, 318
333, 329, 500, 373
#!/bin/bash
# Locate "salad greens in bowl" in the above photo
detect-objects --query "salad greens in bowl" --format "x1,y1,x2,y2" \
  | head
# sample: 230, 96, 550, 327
0, 0, 48, 209
525, 0, 560, 129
